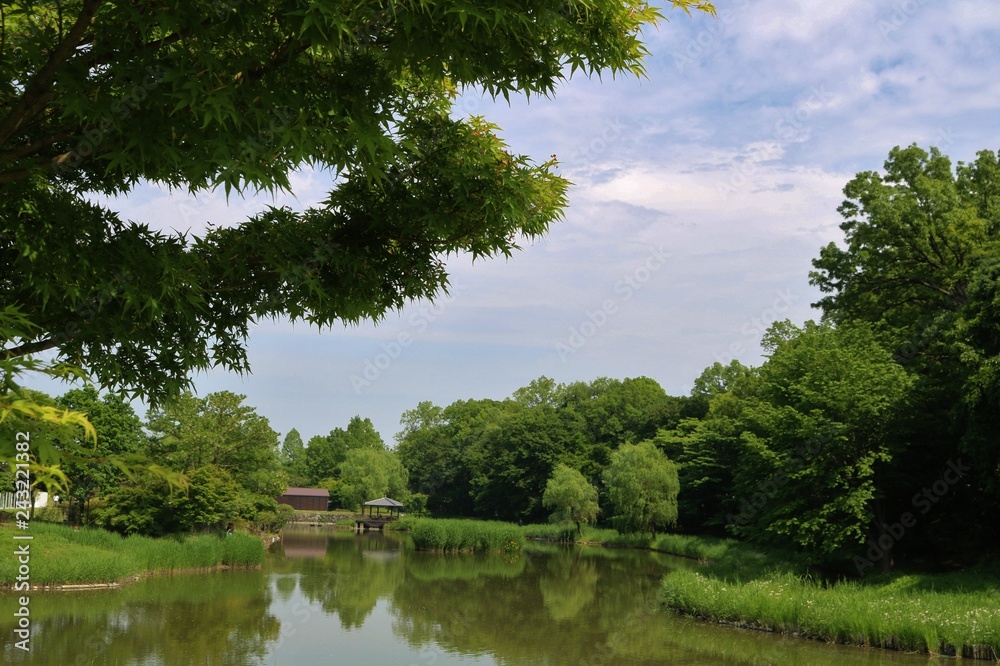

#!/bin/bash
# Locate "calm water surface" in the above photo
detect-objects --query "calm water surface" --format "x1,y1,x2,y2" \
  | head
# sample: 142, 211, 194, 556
1, 527, 943, 665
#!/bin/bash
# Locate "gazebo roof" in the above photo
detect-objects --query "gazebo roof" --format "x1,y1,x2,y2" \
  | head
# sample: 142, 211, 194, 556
362, 496, 404, 508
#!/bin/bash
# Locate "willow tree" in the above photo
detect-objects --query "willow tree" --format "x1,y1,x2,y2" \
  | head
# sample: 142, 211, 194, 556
0, 0, 714, 406
603, 440, 679, 536
542, 463, 599, 537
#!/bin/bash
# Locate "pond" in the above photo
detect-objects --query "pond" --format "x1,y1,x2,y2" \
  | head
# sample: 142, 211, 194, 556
1, 527, 939, 665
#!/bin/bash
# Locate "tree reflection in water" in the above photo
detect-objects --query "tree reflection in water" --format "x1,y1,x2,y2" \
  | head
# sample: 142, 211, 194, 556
0, 571, 277, 665
1, 530, 935, 665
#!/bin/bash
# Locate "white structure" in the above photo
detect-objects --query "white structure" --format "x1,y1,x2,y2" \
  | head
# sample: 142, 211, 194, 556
0, 491, 49, 510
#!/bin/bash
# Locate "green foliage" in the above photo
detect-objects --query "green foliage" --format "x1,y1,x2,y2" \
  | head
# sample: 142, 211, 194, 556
29, 506, 67, 523
661, 565, 1000, 658
279, 428, 309, 486
542, 464, 600, 536
602, 440, 679, 536
403, 492, 429, 517
649, 533, 737, 562
254, 503, 297, 533
1, 1, 712, 405
396, 376, 686, 522
733, 321, 913, 561
410, 518, 524, 553
521, 523, 579, 542
55, 385, 145, 523
220, 532, 268, 566
810, 144, 1000, 550
96, 391, 283, 535
1, 307, 184, 496
0, 522, 263, 585
97, 464, 247, 535
337, 447, 408, 509
306, 416, 387, 485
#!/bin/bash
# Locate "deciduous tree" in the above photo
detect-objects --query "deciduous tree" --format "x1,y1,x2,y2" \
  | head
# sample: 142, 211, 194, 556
602, 440, 679, 536
1, 0, 714, 405
542, 464, 599, 537
55, 385, 143, 523
810, 144, 1000, 551
730, 322, 912, 563
337, 448, 408, 510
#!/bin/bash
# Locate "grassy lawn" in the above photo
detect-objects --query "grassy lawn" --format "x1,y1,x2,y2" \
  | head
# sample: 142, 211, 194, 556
0, 522, 263, 588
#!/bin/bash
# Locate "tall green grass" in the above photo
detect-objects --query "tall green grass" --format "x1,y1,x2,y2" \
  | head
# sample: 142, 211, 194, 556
521, 522, 577, 541
410, 518, 523, 553
660, 556, 1000, 659
520, 523, 743, 563
0, 523, 263, 586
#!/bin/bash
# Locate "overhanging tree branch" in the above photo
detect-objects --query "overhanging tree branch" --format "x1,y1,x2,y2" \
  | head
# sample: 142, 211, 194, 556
0, 0, 103, 148
2, 336, 62, 361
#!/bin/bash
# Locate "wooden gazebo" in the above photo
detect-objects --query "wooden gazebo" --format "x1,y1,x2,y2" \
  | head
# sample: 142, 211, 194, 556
355, 496, 404, 531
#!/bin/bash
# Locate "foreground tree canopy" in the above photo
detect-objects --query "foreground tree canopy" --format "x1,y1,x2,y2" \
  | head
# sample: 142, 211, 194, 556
0, 0, 714, 404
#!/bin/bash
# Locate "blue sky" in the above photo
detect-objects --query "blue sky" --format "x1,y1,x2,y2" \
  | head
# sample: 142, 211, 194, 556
72, 1, 1000, 445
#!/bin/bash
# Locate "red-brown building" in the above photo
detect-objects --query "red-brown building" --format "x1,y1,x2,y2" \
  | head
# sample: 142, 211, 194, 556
277, 487, 329, 511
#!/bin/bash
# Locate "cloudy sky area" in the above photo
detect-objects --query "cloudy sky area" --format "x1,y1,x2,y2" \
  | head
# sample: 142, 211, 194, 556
80, 1, 1000, 445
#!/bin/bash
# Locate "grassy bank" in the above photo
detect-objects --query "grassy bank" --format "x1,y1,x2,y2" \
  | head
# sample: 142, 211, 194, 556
0, 522, 264, 588
410, 518, 523, 553
521, 523, 742, 561
660, 551, 1000, 659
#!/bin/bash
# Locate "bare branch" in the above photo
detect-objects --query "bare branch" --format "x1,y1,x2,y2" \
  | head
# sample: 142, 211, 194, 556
1, 337, 62, 361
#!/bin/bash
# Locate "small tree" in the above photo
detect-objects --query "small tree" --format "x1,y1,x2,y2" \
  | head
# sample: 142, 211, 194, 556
542, 464, 600, 538
603, 441, 679, 536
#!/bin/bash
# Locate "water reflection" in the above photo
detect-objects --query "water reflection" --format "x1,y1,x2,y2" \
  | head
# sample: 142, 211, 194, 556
1, 528, 942, 665
0, 571, 276, 665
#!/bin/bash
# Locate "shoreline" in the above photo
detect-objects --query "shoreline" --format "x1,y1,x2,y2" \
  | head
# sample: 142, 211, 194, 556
522, 525, 1000, 662
0, 563, 262, 593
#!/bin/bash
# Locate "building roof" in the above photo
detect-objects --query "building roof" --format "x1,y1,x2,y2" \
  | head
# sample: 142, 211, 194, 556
282, 487, 330, 497
363, 496, 404, 507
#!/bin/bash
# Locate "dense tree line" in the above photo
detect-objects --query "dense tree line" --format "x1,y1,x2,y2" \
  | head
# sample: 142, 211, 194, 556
395, 376, 688, 523
396, 145, 1000, 572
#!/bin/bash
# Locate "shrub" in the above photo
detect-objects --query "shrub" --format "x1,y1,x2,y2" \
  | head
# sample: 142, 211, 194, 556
255, 503, 296, 532
31, 506, 68, 523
